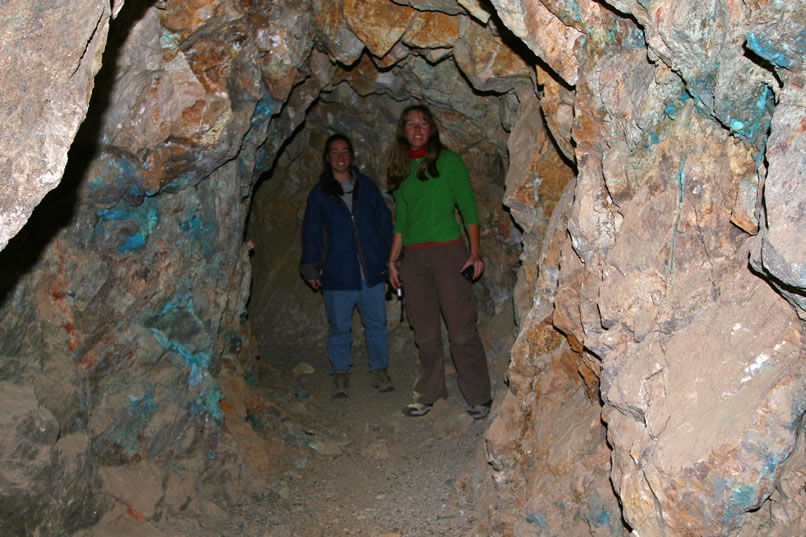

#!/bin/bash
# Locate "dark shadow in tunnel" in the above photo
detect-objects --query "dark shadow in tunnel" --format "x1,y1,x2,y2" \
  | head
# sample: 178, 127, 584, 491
0, 2, 154, 306
487, 5, 575, 93
742, 43, 784, 89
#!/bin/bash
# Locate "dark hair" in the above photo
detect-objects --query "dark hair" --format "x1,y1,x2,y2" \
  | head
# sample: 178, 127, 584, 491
386, 104, 443, 191
321, 133, 354, 196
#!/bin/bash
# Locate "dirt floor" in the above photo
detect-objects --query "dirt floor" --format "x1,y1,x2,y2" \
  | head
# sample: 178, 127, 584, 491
72, 292, 513, 537
249, 319, 499, 537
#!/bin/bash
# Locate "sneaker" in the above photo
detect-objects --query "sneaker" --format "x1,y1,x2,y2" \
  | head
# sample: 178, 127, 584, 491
466, 400, 492, 420
372, 368, 395, 393
402, 402, 433, 417
332, 371, 350, 399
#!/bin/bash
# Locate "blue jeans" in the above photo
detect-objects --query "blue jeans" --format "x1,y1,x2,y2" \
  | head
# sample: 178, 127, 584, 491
322, 281, 389, 374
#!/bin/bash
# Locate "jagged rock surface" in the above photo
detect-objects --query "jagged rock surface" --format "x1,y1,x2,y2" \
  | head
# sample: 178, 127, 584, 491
0, 0, 113, 251
0, 1, 803, 536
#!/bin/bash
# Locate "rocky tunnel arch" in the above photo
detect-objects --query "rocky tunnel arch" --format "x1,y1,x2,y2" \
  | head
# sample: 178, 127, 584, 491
0, 1, 804, 537
243, 46, 555, 369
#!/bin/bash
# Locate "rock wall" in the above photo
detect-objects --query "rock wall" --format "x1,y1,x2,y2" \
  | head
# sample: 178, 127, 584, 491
0, 3, 282, 534
486, 1, 806, 536
0, 0, 803, 536
0, 0, 116, 251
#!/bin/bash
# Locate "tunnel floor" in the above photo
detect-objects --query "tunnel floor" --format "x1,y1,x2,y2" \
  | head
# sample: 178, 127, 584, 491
245, 318, 491, 537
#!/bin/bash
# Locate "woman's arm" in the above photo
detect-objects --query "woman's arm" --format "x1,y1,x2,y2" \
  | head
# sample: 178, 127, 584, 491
300, 189, 324, 289
387, 232, 403, 288
461, 223, 484, 280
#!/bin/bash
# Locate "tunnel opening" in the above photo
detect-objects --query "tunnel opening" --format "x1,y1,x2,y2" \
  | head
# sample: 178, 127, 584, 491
244, 48, 528, 373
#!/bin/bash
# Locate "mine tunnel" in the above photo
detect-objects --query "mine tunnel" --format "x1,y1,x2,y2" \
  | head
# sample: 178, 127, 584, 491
1, 1, 805, 537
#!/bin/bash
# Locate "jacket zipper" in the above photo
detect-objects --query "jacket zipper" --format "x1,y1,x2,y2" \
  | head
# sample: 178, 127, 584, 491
349, 183, 369, 279
334, 179, 369, 281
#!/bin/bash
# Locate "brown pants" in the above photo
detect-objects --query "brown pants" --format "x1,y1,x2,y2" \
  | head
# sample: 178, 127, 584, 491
399, 240, 491, 407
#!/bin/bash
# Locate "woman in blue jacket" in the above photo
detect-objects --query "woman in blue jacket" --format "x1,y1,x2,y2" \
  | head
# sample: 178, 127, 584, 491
300, 133, 394, 398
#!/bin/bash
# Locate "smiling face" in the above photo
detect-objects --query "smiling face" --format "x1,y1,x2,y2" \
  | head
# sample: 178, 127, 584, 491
327, 138, 352, 178
404, 109, 431, 150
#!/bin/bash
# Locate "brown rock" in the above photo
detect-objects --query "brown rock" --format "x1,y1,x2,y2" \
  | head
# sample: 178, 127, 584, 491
489, 0, 584, 85
453, 17, 532, 92
403, 11, 459, 49
343, 0, 416, 57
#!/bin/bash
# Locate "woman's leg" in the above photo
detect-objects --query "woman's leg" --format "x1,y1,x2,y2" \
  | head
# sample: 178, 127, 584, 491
400, 249, 448, 404
432, 241, 491, 408
356, 280, 389, 371
322, 289, 358, 373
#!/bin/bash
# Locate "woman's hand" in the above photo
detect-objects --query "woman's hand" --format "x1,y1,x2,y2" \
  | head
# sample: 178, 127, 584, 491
461, 253, 484, 281
306, 279, 321, 291
388, 233, 403, 289
388, 261, 401, 289
462, 225, 484, 281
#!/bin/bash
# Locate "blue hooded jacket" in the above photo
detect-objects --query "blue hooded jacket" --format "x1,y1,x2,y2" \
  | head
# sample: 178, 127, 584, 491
300, 168, 393, 290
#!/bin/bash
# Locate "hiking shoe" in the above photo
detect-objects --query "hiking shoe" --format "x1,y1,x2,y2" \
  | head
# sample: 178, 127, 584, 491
332, 371, 350, 399
466, 400, 492, 420
372, 368, 395, 393
402, 402, 433, 417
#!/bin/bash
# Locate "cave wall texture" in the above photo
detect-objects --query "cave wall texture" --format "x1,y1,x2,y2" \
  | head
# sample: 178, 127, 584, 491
0, 0, 804, 536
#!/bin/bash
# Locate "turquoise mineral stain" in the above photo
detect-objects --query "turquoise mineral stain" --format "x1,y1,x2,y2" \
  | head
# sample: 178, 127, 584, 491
676, 158, 686, 203
160, 30, 182, 51
178, 208, 217, 258
195, 387, 223, 421
665, 102, 679, 120
179, 213, 203, 233
585, 493, 622, 534
667, 155, 687, 275
763, 451, 783, 476
147, 294, 223, 421
723, 485, 756, 524
119, 233, 146, 253
128, 392, 154, 413
525, 513, 549, 529
685, 71, 717, 116
252, 96, 274, 126
149, 327, 212, 387
629, 27, 646, 48
727, 85, 772, 143
106, 391, 157, 456
95, 208, 133, 224
95, 198, 159, 253
745, 31, 803, 70
729, 118, 746, 133
560, 0, 582, 24
592, 506, 609, 527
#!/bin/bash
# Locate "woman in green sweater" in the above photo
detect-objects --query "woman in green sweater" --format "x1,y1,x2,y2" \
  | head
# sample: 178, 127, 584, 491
386, 104, 492, 419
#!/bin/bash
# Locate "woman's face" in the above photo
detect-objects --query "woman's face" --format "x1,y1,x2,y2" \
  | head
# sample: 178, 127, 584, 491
404, 110, 430, 150
327, 139, 351, 176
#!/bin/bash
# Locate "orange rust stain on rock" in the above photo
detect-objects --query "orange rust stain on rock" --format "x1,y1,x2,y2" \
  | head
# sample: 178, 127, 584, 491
64, 322, 81, 352
50, 286, 66, 300
126, 506, 146, 521
78, 351, 97, 369
403, 11, 458, 49
181, 99, 206, 123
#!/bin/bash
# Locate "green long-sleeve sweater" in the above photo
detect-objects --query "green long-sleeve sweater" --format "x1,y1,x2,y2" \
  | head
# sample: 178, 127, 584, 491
392, 149, 479, 246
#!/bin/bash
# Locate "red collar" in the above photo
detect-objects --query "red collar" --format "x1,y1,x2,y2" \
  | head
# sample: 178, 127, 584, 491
407, 147, 426, 159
